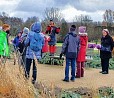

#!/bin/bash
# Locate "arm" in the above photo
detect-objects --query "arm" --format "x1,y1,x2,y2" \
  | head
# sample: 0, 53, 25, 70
110, 37, 114, 51
77, 37, 80, 54
0, 34, 5, 52
61, 35, 69, 54
42, 36, 45, 47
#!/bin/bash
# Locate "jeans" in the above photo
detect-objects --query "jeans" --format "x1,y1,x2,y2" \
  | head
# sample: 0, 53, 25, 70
65, 58, 76, 80
25, 58, 37, 82
101, 58, 109, 73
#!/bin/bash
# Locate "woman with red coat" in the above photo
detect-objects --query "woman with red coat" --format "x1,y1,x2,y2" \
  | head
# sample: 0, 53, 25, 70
76, 26, 88, 78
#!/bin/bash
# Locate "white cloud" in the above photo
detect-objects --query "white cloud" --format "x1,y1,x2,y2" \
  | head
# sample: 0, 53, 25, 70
0, 0, 114, 22
61, 6, 104, 22
0, 0, 20, 14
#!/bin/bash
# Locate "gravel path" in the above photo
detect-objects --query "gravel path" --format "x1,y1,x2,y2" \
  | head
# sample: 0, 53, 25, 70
37, 63, 114, 90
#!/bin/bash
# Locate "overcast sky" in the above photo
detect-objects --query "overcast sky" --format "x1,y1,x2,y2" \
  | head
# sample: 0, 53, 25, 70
0, 0, 114, 22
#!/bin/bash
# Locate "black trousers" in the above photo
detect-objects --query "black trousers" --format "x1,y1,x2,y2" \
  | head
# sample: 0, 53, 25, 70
25, 58, 37, 82
101, 58, 109, 73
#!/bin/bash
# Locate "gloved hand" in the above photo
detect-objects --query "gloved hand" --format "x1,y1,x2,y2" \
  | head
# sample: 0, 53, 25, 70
60, 53, 63, 59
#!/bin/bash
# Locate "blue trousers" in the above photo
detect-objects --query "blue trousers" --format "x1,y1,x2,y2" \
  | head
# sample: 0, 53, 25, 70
65, 58, 76, 80
25, 58, 37, 82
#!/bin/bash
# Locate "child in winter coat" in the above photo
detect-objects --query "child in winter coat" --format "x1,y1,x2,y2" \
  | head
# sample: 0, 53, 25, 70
13, 31, 22, 50
76, 26, 88, 78
18, 27, 29, 67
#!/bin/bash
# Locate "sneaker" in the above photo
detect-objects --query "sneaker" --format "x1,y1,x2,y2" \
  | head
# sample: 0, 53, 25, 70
102, 71, 108, 74
32, 80, 36, 84
70, 79, 75, 82
62, 79, 69, 82
70, 77, 75, 82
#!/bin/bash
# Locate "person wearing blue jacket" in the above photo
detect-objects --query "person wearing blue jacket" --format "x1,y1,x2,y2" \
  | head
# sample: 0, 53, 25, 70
24, 22, 44, 84
60, 25, 80, 82
13, 31, 22, 49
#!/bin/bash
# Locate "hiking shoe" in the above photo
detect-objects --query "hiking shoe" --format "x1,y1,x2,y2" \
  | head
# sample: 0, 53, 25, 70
32, 80, 36, 84
62, 79, 69, 82
102, 71, 108, 74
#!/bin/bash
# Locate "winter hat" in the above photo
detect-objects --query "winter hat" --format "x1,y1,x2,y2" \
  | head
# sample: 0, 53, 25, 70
32, 22, 42, 33
70, 25, 76, 31
23, 27, 29, 34
103, 29, 109, 34
78, 26, 87, 35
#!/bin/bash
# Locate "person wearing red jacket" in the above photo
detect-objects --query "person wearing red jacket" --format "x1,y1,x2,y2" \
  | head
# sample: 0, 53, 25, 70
45, 19, 60, 56
76, 26, 88, 78
41, 32, 49, 53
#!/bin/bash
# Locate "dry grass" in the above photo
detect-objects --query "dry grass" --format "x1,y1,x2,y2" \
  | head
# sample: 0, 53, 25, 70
0, 60, 36, 98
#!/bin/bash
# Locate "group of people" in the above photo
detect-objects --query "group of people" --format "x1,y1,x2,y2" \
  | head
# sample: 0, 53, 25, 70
12, 19, 60, 84
60, 25, 88, 82
0, 19, 114, 84
61, 25, 114, 82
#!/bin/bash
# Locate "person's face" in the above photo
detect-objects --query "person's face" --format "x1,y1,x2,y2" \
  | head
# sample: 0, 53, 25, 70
50, 21, 54, 26
18, 33, 21, 37
102, 30, 107, 36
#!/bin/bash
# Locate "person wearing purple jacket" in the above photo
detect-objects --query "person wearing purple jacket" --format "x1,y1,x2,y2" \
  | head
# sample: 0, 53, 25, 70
60, 25, 80, 82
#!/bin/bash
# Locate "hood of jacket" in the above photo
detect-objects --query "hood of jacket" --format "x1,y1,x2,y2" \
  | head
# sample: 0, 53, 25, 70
31, 22, 42, 33
68, 32, 77, 37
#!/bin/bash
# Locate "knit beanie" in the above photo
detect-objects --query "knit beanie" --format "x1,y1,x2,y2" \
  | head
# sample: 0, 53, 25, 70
103, 29, 109, 34
70, 25, 76, 31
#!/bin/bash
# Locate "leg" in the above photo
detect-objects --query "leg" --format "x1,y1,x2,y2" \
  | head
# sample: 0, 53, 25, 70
49, 45, 53, 56
25, 58, 32, 79
101, 58, 105, 72
32, 59, 37, 83
71, 58, 76, 81
81, 62, 85, 77
64, 58, 70, 81
76, 61, 81, 78
104, 58, 109, 73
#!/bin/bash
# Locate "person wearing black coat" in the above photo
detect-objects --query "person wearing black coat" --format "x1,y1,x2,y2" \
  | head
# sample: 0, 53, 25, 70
100, 29, 114, 74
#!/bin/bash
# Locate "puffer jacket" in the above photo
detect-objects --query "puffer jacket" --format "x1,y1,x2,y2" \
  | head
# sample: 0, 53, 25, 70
24, 22, 44, 60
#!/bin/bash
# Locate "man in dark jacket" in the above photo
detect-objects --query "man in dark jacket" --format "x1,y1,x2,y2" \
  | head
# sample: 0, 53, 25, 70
100, 29, 113, 74
60, 25, 80, 82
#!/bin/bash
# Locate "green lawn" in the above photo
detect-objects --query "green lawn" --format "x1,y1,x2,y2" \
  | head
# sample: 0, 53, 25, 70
56, 43, 62, 47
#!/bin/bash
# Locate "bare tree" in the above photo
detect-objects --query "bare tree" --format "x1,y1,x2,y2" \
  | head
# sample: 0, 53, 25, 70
73, 14, 92, 25
103, 9, 114, 23
24, 16, 39, 28
44, 7, 62, 23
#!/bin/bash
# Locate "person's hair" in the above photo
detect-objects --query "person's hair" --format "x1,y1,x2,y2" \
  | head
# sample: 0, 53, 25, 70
71, 25, 76, 29
2, 24, 10, 30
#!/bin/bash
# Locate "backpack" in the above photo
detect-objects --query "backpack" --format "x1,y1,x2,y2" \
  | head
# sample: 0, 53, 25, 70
30, 33, 43, 52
